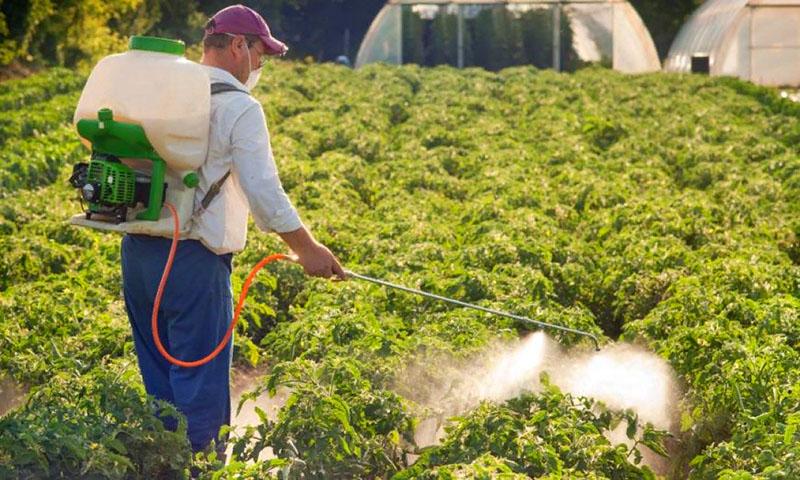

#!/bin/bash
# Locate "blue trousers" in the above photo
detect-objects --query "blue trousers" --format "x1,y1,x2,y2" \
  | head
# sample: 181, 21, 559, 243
121, 234, 234, 452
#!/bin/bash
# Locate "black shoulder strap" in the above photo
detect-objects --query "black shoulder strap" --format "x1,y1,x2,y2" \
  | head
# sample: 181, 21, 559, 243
199, 82, 249, 213
210, 82, 249, 96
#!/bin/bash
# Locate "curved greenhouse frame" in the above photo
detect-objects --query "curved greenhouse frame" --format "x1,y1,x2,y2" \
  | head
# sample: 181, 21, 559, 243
665, 0, 800, 87
356, 0, 660, 73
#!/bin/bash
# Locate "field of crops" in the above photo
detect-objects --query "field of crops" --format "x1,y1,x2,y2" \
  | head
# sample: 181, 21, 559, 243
0, 62, 799, 479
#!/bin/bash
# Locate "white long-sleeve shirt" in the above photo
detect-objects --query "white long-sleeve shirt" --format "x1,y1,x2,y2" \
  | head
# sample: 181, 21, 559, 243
187, 66, 302, 255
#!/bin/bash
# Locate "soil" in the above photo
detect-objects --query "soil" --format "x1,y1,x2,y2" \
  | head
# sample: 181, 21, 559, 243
226, 365, 290, 463
0, 61, 38, 82
0, 376, 28, 417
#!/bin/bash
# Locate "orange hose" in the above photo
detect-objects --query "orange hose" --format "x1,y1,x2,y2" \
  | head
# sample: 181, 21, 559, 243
152, 203, 289, 368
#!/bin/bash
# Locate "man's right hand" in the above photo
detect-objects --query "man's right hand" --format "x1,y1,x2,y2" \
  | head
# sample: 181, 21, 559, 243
277, 226, 347, 280
294, 241, 346, 280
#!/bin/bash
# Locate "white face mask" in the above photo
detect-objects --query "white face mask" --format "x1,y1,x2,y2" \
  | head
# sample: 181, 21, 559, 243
227, 33, 262, 90
245, 64, 262, 90
243, 43, 262, 90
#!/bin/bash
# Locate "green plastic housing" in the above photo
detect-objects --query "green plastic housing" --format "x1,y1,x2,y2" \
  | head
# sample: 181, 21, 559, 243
88, 158, 135, 205
129, 36, 186, 56
77, 108, 165, 221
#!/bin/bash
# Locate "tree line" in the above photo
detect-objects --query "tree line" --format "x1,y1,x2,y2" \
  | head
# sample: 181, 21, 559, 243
0, 0, 703, 70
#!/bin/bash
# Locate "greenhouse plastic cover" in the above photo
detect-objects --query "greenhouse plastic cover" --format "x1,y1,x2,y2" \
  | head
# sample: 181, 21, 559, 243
356, 0, 659, 73
665, 0, 800, 86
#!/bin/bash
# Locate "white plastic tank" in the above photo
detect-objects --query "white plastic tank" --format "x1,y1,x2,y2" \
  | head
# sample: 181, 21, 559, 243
73, 36, 210, 171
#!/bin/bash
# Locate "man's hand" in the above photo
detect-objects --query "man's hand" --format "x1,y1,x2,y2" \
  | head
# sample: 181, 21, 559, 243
277, 226, 347, 280
294, 241, 346, 280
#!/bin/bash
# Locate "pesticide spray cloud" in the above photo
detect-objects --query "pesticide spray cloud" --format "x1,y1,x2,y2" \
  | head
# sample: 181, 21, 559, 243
393, 332, 681, 472
226, 334, 681, 471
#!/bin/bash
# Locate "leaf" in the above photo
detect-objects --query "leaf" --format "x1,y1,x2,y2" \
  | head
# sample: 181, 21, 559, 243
254, 406, 270, 424
388, 429, 400, 446
626, 417, 638, 440
105, 437, 127, 455
785, 423, 798, 445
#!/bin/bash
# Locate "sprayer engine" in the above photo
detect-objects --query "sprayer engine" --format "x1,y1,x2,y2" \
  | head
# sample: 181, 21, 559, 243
69, 153, 165, 224
67, 106, 190, 230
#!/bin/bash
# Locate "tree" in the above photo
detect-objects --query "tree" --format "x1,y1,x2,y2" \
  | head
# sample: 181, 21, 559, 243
1, 0, 160, 68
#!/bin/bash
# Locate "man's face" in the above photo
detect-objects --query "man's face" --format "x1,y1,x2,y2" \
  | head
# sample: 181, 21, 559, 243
230, 35, 266, 83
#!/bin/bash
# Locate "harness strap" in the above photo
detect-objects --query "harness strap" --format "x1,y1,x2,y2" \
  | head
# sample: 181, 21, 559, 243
198, 82, 250, 213
210, 82, 249, 96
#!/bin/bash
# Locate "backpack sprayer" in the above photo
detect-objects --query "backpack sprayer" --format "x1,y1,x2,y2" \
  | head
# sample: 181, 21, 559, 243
69, 37, 600, 369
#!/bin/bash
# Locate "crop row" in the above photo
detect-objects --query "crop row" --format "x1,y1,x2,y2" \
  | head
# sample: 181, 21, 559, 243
0, 68, 85, 111
0, 70, 86, 195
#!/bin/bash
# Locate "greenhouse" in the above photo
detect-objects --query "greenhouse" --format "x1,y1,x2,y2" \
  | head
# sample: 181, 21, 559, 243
664, 0, 800, 87
355, 0, 661, 73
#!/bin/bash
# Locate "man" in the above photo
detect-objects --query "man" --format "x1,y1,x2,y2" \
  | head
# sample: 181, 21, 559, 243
120, 4, 345, 459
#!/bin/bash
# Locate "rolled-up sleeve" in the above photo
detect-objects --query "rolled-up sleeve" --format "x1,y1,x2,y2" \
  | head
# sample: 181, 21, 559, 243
229, 103, 303, 233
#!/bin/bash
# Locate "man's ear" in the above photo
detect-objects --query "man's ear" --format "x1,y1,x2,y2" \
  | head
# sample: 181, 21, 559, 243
230, 36, 245, 59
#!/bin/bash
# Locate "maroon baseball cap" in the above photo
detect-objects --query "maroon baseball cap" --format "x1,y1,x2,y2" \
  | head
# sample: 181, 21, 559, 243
205, 4, 288, 56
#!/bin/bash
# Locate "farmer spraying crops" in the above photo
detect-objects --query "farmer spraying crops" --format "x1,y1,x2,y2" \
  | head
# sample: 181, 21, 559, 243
120, 4, 346, 460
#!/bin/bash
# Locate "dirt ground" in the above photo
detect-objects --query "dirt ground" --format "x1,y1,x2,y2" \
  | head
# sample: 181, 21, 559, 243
0, 376, 28, 417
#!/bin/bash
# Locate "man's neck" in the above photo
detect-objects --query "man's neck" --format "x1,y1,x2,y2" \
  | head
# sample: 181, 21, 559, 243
201, 54, 240, 83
